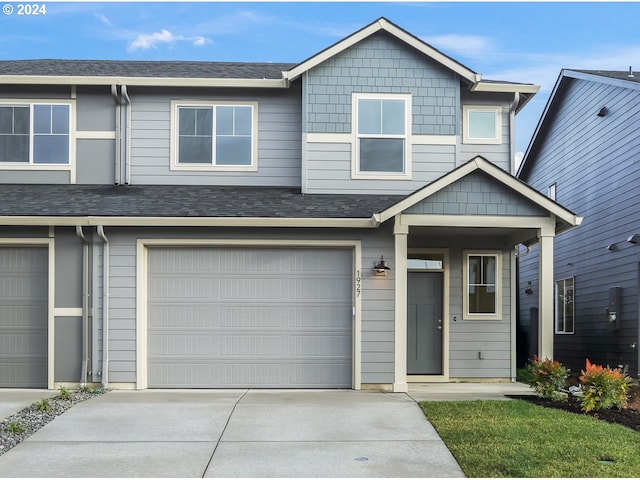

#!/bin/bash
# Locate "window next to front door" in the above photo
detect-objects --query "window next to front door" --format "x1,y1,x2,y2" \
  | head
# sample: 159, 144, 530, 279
463, 250, 502, 320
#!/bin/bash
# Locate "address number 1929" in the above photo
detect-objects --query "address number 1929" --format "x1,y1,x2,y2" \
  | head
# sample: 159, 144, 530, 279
18, 3, 46, 15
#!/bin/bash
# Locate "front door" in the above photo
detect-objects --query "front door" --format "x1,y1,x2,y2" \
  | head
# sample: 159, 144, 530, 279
407, 271, 443, 375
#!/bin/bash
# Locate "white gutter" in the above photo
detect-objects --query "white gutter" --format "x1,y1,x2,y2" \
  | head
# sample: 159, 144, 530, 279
111, 85, 122, 185
75, 226, 90, 386
121, 85, 132, 185
96, 225, 110, 389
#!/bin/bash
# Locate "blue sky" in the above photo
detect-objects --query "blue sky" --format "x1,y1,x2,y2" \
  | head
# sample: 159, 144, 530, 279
2, 1, 639, 156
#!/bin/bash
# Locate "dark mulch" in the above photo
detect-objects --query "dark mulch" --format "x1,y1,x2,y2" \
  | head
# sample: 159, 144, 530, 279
508, 385, 640, 432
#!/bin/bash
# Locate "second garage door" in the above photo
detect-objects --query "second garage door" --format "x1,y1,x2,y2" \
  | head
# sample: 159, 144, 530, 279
147, 247, 353, 388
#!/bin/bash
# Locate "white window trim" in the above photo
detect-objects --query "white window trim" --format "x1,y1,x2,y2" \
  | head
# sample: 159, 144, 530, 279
462, 105, 502, 145
170, 100, 258, 172
462, 250, 502, 320
548, 183, 557, 201
351, 93, 412, 180
0, 99, 75, 175
555, 277, 575, 334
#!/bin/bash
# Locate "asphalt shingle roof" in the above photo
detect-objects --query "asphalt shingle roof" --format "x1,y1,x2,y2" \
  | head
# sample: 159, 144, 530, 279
573, 69, 640, 85
0, 60, 295, 80
0, 185, 404, 219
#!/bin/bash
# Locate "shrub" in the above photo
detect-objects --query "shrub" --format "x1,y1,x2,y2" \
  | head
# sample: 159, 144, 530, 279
527, 355, 568, 400
57, 385, 72, 401
579, 359, 632, 412
5, 421, 26, 434
34, 398, 51, 412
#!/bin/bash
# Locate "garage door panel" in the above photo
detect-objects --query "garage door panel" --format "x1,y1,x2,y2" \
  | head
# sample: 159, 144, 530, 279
147, 247, 353, 388
0, 247, 48, 388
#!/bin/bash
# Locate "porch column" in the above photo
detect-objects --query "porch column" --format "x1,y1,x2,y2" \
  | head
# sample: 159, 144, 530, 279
393, 216, 409, 393
538, 227, 555, 359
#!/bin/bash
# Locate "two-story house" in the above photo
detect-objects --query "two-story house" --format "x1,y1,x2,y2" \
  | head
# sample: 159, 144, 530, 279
0, 18, 580, 391
518, 69, 640, 378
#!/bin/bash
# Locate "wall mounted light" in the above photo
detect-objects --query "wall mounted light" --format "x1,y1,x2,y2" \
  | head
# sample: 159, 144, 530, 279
606, 243, 618, 251
627, 234, 640, 244
597, 107, 608, 117
525, 282, 533, 296
374, 256, 391, 276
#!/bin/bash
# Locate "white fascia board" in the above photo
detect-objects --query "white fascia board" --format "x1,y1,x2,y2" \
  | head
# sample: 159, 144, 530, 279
284, 18, 480, 84
0, 76, 288, 89
471, 82, 540, 94
0, 216, 379, 228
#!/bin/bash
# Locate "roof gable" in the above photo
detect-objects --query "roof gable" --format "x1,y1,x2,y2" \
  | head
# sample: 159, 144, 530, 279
518, 69, 640, 178
284, 17, 481, 85
379, 156, 581, 234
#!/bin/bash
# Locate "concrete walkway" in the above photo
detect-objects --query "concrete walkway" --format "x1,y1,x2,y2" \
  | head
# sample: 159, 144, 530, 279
0, 389, 56, 421
409, 381, 534, 402
0, 389, 465, 478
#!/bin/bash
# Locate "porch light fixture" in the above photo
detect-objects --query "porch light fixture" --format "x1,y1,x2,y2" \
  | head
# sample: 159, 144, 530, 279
374, 256, 391, 276
525, 282, 533, 296
627, 234, 640, 244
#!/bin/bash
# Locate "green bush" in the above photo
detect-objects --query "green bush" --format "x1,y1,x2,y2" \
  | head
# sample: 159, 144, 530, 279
579, 359, 632, 412
57, 385, 72, 401
5, 421, 26, 434
527, 355, 568, 400
34, 398, 51, 412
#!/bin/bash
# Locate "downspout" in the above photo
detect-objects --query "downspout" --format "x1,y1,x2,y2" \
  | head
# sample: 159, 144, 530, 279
121, 85, 132, 185
111, 85, 122, 186
97, 226, 110, 389
75, 226, 90, 386
509, 92, 520, 175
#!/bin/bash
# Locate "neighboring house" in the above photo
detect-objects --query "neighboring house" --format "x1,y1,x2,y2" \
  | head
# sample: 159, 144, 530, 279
0, 18, 580, 391
518, 69, 640, 378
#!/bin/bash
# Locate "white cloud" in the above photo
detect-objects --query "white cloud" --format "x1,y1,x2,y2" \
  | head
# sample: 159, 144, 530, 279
423, 34, 494, 58
95, 13, 113, 27
127, 29, 212, 52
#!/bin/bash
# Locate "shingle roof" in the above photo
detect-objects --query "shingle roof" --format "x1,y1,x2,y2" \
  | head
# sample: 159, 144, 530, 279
0, 185, 403, 218
573, 69, 640, 85
0, 60, 295, 80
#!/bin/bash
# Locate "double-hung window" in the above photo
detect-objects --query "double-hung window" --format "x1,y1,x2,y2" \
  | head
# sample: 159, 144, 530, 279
0, 103, 71, 164
555, 277, 574, 334
353, 94, 410, 178
173, 102, 256, 170
462, 105, 501, 144
463, 251, 502, 319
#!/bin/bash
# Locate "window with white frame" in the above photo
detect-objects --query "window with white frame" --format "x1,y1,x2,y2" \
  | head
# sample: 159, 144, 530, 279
0, 103, 71, 164
353, 94, 410, 176
548, 183, 557, 201
463, 251, 502, 319
462, 105, 501, 144
555, 277, 574, 334
173, 102, 256, 169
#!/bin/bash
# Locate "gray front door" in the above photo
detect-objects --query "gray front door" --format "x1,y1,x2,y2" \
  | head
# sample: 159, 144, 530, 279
407, 271, 443, 375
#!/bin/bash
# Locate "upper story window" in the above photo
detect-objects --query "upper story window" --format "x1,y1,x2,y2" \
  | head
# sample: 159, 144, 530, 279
172, 101, 257, 171
0, 103, 71, 164
352, 93, 411, 179
463, 250, 502, 320
463, 105, 502, 145
547, 183, 557, 201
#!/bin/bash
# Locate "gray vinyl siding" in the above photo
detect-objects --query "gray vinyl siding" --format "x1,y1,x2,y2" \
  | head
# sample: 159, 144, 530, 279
76, 86, 116, 132
408, 233, 513, 378
459, 91, 512, 172
77, 140, 115, 184
102, 225, 395, 386
518, 75, 640, 377
127, 86, 302, 187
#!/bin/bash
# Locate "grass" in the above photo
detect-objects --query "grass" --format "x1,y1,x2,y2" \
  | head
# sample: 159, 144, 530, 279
419, 399, 640, 478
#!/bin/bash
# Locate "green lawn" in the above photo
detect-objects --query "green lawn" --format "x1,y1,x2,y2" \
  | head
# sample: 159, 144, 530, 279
419, 400, 640, 478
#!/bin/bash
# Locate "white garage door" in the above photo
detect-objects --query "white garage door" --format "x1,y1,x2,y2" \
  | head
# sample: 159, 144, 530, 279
0, 247, 48, 388
147, 247, 353, 388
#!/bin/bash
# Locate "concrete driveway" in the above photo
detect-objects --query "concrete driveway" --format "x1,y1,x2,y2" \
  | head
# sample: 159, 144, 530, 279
0, 389, 464, 478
